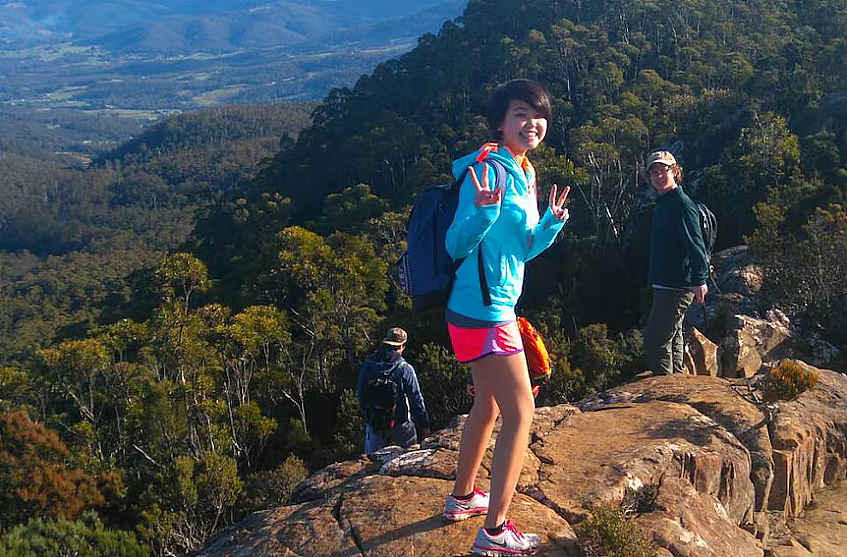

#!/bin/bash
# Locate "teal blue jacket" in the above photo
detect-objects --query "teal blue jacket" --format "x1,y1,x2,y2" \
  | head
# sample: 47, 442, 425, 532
445, 145, 566, 323
648, 185, 709, 288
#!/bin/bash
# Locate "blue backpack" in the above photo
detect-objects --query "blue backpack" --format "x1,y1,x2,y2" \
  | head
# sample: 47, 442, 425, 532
398, 159, 506, 314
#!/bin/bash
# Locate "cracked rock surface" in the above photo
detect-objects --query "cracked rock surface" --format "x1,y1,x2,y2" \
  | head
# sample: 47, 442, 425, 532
196, 364, 847, 557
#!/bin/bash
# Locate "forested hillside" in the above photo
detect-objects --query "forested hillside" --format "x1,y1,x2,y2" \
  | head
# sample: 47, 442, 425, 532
0, 102, 315, 359
1, 0, 846, 555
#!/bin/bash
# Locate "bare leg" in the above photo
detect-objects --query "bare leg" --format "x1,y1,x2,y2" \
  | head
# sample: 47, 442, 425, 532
453, 352, 535, 528
452, 370, 499, 497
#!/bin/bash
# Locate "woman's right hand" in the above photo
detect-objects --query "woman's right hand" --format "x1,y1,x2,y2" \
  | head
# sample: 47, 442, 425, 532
469, 163, 501, 207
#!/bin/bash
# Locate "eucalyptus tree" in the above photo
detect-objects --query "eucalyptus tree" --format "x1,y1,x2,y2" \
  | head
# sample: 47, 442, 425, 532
211, 305, 286, 471
250, 226, 388, 435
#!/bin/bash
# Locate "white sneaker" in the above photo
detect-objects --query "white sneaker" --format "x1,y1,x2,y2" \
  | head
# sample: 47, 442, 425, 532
442, 486, 489, 521
471, 519, 541, 556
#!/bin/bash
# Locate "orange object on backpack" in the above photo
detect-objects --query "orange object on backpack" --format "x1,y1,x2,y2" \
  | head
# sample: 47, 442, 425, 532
465, 317, 552, 399
517, 317, 551, 396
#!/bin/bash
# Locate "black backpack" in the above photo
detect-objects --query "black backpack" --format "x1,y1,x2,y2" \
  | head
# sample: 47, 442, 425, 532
696, 202, 717, 257
695, 202, 719, 289
360, 364, 401, 433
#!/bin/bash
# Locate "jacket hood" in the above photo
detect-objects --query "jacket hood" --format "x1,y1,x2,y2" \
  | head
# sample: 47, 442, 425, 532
452, 144, 523, 181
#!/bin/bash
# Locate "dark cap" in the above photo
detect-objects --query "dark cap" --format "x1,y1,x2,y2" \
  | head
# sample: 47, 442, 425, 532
381, 327, 408, 347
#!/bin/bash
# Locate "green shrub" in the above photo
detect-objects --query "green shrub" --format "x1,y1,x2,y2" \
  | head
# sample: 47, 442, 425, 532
328, 389, 365, 461
575, 502, 655, 557
239, 455, 309, 513
413, 342, 472, 429
0, 512, 146, 557
548, 324, 643, 403
750, 204, 847, 343
619, 485, 659, 516
763, 360, 818, 402
520, 310, 574, 405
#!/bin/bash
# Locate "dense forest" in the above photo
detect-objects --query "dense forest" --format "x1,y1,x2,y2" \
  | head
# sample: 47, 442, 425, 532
0, 103, 315, 357
1, 0, 846, 555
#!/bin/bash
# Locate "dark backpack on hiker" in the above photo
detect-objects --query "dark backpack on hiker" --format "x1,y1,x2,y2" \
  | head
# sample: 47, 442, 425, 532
695, 202, 719, 289
696, 202, 717, 258
398, 159, 507, 314
360, 363, 401, 433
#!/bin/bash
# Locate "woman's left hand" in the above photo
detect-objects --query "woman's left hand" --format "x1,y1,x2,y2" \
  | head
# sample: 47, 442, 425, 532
549, 184, 570, 221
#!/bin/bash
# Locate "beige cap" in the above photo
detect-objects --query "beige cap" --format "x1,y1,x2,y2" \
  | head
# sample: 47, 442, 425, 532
646, 150, 677, 168
382, 327, 408, 346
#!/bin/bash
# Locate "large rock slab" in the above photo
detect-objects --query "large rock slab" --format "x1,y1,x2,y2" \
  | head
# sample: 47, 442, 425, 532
196, 367, 847, 557
637, 476, 762, 557
289, 456, 374, 504
531, 398, 755, 528
769, 479, 847, 557
195, 496, 358, 557
197, 475, 576, 557
581, 374, 774, 517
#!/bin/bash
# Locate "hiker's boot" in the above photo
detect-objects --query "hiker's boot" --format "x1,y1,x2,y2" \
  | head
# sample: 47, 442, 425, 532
442, 486, 489, 521
471, 520, 541, 556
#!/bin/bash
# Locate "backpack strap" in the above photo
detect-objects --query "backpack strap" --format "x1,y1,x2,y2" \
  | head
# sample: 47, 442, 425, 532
477, 159, 507, 307
452, 157, 507, 307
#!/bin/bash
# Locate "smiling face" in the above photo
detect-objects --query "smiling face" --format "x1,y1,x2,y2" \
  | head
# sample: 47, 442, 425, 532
498, 99, 548, 157
648, 162, 678, 194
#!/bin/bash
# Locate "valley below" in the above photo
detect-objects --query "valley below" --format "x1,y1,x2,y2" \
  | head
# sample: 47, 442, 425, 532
0, 0, 464, 113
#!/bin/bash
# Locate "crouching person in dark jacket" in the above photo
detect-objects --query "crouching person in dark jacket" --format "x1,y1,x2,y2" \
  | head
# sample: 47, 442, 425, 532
356, 327, 431, 453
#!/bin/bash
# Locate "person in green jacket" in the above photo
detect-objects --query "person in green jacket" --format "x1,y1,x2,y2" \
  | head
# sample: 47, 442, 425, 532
642, 150, 709, 375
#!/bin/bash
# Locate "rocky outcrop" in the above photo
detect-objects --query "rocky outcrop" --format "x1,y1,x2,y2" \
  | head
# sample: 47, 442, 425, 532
766, 364, 847, 516
768, 480, 847, 557
684, 246, 844, 378
194, 247, 847, 557
195, 365, 847, 557
684, 328, 720, 377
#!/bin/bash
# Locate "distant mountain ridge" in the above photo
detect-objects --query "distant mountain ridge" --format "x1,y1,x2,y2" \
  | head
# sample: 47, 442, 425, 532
80, 3, 331, 55
0, 0, 459, 52
0, 0, 466, 108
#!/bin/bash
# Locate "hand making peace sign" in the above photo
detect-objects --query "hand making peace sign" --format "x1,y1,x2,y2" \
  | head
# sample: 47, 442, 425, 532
469, 162, 570, 221
468, 163, 501, 207
548, 184, 570, 221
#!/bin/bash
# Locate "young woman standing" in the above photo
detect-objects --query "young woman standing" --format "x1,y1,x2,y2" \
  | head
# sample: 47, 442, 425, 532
441, 79, 570, 556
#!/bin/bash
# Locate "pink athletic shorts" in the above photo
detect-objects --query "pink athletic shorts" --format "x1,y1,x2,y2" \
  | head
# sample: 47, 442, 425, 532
447, 321, 524, 364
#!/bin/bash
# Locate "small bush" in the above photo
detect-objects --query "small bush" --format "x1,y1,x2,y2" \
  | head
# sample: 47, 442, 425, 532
619, 485, 659, 516
239, 455, 309, 513
547, 324, 643, 403
413, 342, 472, 429
328, 389, 364, 462
575, 502, 655, 557
763, 360, 818, 402
0, 512, 146, 557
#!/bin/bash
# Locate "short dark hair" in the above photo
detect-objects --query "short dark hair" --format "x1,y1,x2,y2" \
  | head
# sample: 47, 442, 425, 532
487, 79, 552, 140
